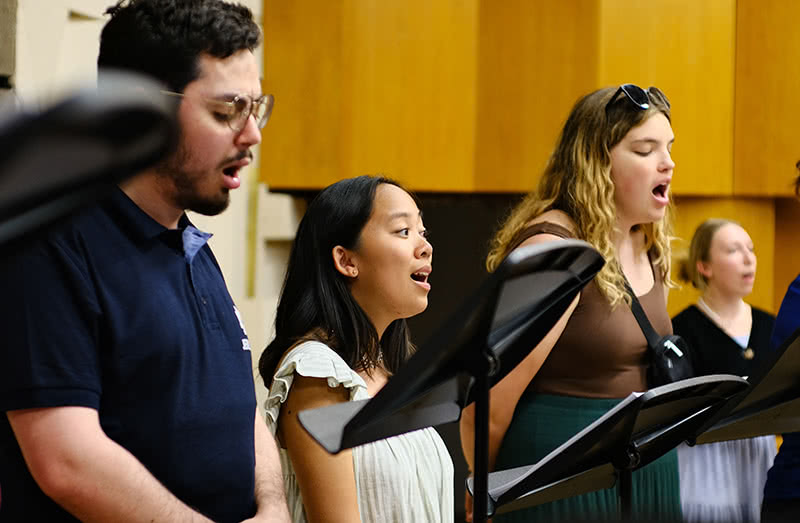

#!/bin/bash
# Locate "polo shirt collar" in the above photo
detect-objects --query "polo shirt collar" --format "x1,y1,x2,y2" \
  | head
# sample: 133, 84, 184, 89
108, 187, 213, 260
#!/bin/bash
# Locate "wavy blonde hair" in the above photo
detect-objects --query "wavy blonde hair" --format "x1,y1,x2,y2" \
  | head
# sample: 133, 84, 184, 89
486, 86, 675, 306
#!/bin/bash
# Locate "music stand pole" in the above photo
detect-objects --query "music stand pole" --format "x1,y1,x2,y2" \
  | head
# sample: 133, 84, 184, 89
473, 348, 499, 523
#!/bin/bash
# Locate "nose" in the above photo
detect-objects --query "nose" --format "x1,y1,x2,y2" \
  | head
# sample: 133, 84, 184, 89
416, 235, 433, 259
235, 114, 262, 148
661, 150, 675, 171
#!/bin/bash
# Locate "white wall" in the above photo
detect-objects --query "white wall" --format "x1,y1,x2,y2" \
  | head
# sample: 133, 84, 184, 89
5, 0, 298, 414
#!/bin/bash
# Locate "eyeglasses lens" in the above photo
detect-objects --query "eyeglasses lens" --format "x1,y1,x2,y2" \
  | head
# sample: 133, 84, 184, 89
231, 94, 274, 130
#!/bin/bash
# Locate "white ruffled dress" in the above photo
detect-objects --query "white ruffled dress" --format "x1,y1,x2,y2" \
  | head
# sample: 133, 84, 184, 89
265, 341, 454, 523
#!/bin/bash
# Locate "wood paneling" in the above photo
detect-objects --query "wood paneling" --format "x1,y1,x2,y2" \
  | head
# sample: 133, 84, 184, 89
260, 2, 346, 189
598, 0, 736, 196
473, 0, 598, 192
668, 197, 775, 317
261, 1, 479, 191
734, 0, 800, 196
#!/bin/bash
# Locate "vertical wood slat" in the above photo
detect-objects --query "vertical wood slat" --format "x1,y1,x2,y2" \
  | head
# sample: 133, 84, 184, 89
597, 0, 736, 196
734, 0, 800, 197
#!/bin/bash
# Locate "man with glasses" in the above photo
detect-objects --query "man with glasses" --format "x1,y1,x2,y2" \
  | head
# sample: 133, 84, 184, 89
0, 1, 289, 522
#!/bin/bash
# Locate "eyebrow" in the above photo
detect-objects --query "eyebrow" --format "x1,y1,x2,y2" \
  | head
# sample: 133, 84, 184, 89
210, 92, 262, 102
631, 137, 675, 145
387, 210, 423, 220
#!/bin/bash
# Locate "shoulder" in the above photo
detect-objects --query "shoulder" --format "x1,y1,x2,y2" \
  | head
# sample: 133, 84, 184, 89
265, 341, 368, 430
671, 305, 702, 330
516, 210, 577, 248
751, 306, 775, 323
527, 209, 577, 232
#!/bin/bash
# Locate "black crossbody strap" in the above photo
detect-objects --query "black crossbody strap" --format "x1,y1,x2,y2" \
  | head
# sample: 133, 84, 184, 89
623, 279, 661, 350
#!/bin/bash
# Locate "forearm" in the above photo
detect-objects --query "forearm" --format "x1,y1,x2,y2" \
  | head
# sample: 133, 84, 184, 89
460, 402, 511, 474
9, 407, 213, 523
252, 409, 290, 522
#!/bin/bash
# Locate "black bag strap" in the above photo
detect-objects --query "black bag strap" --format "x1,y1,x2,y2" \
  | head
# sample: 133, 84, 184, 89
623, 278, 661, 350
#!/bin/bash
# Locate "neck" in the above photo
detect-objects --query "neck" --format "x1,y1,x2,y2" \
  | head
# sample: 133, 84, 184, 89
613, 223, 643, 263
119, 172, 183, 229
700, 286, 745, 320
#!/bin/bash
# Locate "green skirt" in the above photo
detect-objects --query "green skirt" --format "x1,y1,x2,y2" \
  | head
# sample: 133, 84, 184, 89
493, 394, 681, 523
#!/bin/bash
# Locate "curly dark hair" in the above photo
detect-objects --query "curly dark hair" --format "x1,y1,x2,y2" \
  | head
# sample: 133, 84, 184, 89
98, 0, 261, 92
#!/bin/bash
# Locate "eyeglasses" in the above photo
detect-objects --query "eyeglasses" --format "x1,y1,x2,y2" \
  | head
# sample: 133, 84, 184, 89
161, 90, 275, 132
605, 84, 670, 115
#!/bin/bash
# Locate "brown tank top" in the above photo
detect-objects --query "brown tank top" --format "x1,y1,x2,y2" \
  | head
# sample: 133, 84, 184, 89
509, 222, 672, 398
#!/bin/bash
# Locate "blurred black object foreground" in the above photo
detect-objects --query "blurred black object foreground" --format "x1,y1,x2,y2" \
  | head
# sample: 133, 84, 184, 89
0, 70, 177, 249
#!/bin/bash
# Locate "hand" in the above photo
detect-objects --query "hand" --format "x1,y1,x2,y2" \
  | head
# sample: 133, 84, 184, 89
240, 508, 290, 523
464, 487, 492, 523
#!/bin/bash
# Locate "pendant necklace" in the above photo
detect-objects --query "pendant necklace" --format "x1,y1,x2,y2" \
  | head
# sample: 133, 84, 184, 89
697, 298, 755, 360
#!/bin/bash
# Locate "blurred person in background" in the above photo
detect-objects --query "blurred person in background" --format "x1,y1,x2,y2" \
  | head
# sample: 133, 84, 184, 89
672, 218, 777, 523
761, 165, 800, 523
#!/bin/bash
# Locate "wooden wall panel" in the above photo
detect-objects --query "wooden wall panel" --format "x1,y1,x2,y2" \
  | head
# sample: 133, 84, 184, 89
340, 1, 478, 191
473, 0, 599, 192
668, 197, 775, 317
774, 198, 800, 311
734, 0, 800, 196
598, 0, 736, 196
261, 0, 479, 191
260, 2, 346, 189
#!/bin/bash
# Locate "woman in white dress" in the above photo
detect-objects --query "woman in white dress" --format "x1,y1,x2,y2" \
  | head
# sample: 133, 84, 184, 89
672, 218, 777, 523
258, 175, 454, 523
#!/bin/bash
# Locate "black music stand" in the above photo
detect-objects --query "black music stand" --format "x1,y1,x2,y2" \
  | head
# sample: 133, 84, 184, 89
692, 328, 800, 444
297, 240, 605, 523
0, 69, 177, 249
471, 375, 749, 521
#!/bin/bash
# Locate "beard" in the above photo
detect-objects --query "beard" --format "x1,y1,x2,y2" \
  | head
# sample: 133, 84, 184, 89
154, 139, 240, 217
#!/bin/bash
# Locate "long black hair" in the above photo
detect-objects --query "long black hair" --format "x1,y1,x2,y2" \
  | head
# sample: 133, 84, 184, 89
258, 176, 420, 385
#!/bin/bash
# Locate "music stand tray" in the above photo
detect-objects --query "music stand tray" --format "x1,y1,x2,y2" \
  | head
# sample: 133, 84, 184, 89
472, 375, 749, 519
298, 240, 605, 523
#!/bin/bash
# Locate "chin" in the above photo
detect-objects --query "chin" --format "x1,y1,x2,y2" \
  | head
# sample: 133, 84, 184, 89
188, 196, 231, 216
406, 300, 429, 319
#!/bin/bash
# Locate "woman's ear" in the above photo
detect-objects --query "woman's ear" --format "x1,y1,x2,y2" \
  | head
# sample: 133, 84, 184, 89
696, 259, 712, 280
332, 246, 359, 278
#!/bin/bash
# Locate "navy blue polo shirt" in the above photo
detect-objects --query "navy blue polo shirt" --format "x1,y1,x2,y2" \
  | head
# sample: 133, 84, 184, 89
0, 188, 257, 522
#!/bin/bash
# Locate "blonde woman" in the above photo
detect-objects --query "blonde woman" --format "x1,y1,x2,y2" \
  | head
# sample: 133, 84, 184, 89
460, 85, 680, 522
672, 218, 776, 523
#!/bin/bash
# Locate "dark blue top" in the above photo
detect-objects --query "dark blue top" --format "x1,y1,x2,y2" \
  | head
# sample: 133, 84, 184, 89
764, 274, 800, 500
0, 188, 257, 522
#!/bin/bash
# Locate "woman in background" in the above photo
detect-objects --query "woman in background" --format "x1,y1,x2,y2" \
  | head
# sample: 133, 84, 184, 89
761, 167, 800, 523
672, 218, 777, 523
460, 84, 680, 522
259, 175, 453, 523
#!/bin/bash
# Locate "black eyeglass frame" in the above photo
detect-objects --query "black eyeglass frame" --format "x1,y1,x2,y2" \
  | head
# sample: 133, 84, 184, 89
161, 90, 275, 131
605, 84, 670, 115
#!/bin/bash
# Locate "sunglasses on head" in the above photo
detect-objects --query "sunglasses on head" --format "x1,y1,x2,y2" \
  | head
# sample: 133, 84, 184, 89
605, 84, 670, 115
